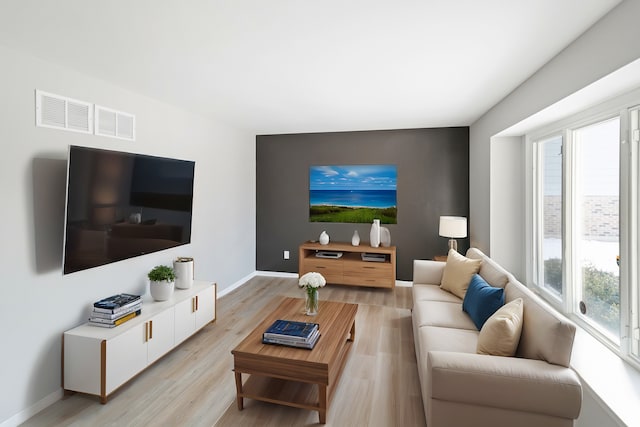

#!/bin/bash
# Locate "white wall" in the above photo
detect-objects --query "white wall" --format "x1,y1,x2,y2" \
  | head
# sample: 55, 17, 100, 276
469, 0, 640, 256
0, 45, 256, 425
489, 136, 525, 277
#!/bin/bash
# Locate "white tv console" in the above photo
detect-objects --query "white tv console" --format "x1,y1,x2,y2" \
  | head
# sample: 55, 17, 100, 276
63, 281, 216, 403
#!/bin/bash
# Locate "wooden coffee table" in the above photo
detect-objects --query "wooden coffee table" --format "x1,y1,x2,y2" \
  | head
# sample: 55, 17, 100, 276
231, 296, 358, 424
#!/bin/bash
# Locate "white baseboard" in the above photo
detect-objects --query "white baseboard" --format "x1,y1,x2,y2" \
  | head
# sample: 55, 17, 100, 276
216, 272, 412, 297
0, 389, 63, 427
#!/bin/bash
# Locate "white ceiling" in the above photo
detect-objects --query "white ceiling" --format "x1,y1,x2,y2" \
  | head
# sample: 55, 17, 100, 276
0, 0, 622, 135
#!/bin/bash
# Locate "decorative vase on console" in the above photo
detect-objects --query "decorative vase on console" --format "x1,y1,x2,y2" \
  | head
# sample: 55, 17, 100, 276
370, 219, 381, 248
380, 227, 391, 247
351, 230, 360, 246
319, 231, 329, 245
298, 272, 326, 316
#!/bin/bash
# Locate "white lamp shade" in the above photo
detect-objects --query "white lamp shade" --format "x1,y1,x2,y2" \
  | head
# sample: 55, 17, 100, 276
439, 216, 467, 238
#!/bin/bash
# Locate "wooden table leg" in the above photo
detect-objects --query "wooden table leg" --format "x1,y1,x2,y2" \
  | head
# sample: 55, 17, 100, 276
234, 371, 244, 410
318, 384, 327, 424
348, 319, 356, 342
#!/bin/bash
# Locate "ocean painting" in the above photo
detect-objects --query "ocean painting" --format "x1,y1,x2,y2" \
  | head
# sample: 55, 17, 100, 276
309, 165, 397, 223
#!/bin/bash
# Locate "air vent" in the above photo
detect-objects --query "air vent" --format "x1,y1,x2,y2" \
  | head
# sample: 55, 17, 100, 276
35, 90, 93, 134
95, 105, 135, 141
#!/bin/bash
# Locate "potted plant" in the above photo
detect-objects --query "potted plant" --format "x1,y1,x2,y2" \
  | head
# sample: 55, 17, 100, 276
148, 265, 176, 301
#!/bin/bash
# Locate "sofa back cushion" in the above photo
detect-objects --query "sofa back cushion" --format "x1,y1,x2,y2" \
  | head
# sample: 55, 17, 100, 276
466, 248, 511, 288
505, 280, 576, 368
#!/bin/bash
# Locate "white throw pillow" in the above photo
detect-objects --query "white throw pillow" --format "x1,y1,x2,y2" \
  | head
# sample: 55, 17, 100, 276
440, 249, 482, 299
477, 298, 524, 357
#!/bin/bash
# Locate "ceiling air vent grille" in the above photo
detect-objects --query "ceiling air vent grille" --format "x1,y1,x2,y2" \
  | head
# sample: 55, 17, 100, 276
95, 105, 136, 141
36, 90, 93, 134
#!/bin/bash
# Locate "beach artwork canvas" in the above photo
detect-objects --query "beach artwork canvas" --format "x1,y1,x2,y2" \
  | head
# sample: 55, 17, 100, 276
309, 165, 397, 224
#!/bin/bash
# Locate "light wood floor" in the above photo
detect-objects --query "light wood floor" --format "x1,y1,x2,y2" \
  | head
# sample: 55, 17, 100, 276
22, 277, 425, 426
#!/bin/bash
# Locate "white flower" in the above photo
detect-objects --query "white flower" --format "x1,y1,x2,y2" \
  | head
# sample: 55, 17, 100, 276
298, 272, 326, 289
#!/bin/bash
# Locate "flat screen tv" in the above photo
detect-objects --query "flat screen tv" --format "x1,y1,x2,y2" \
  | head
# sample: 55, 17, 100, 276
63, 145, 195, 274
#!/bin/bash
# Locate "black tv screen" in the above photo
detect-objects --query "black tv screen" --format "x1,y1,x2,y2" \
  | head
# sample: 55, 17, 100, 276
63, 145, 195, 274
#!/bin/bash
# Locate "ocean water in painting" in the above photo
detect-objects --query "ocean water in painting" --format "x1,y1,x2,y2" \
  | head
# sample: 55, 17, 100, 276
309, 189, 396, 208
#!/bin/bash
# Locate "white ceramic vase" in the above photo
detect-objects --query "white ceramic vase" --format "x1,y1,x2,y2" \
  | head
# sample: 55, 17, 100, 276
150, 280, 174, 301
319, 231, 329, 245
351, 230, 360, 246
173, 257, 194, 289
370, 219, 380, 248
380, 227, 391, 247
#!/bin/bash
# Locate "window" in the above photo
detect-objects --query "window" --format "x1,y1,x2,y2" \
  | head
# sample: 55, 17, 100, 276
530, 103, 640, 367
573, 118, 620, 338
533, 135, 563, 299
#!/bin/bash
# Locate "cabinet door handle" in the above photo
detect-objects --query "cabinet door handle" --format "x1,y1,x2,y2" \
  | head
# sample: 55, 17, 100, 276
196, 296, 199, 311
149, 320, 153, 340
145, 322, 149, 342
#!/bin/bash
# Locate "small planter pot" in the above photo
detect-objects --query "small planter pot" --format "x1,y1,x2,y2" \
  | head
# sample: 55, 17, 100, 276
150, 280, 174, 301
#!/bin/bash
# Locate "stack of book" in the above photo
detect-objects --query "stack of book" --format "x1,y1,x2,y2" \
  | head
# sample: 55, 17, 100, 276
262, 319, 320, 349
89, 293, 142, 328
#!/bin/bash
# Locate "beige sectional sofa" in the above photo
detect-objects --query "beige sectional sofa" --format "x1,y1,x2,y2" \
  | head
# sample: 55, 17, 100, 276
412, 248, 582, 427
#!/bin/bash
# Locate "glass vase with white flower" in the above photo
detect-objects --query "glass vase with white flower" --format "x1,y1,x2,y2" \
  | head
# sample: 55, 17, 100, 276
298, 272, 326, 315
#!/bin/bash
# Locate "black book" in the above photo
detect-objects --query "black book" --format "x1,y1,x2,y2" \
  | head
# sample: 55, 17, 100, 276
263, 329, 321, 349
263, 319, 319, 342
93, 294, 141, 314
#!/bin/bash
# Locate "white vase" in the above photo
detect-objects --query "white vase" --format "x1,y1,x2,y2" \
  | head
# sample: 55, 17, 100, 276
319, 231, 329, 245
380, 227, 391, 247
370, 219, 380, 248
351, 230, 360, 246
173, 257, 194, 289
150, 280, 174, 301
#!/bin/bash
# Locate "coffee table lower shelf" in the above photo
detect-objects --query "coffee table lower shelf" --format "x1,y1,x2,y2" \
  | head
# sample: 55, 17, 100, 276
236, 374, 322, 411
234, 338, 353, 423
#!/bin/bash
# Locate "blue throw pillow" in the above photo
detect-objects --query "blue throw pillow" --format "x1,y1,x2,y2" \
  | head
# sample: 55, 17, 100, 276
462, 274, 505, 330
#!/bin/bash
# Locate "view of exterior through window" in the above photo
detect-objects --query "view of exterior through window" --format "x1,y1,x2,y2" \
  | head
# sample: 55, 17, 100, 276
540, 135, 563, 298
535, 117, 621, 341
574, 118, 620, 337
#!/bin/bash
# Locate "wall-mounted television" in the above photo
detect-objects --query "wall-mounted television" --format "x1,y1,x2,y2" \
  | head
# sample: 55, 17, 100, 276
63, 145, 195, 274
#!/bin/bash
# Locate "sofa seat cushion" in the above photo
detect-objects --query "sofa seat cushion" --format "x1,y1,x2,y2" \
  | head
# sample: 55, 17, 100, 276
414, 300, 477, 330
418, 325, 479, 354
413, 283, 462, 304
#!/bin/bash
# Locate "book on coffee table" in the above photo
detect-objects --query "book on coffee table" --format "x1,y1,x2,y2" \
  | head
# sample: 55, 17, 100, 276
262, 328, 321, 349
263, 319, 319, 342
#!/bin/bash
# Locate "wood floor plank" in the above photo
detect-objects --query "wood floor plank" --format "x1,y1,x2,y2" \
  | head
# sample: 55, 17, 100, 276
22, 277, 425, 426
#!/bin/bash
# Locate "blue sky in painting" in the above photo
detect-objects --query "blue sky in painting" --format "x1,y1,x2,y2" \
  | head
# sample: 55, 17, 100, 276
310, 165, 397, 191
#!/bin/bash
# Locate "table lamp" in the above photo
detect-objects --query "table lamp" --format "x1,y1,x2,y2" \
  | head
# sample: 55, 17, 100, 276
439, 216, 467, 252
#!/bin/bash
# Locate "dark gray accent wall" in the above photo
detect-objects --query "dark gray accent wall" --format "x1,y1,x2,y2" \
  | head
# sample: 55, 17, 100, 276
256, 127, 469, 281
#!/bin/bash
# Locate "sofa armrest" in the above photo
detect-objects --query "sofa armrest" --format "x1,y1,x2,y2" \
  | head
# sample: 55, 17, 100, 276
413, 260, 445, 285
427, 351, 582, 420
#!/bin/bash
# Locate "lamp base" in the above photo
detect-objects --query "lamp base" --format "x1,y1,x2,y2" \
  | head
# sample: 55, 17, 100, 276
448, 239, 458, 252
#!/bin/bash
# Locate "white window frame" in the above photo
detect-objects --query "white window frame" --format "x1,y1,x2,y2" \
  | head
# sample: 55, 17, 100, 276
526, 89, 640, 370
